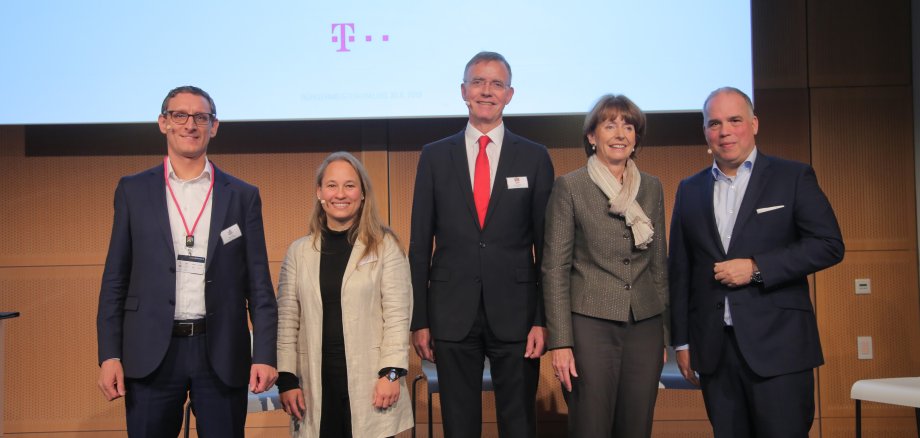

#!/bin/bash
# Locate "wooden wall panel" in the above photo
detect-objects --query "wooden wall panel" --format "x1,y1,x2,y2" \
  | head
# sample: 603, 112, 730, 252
751, 0, 807, 89
0, 152, 149, 267
0, 265, 116, 433
807, 0, 911, 87
810, 87, 916, 251
753, 88, 811, 164
816, 251, 920, 419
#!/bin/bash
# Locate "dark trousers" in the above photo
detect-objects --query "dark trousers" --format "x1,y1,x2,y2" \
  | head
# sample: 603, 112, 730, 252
124, 334, 247, 438
700, 327, 815, 438
434, 306, 540, 438
564, 313, 663, 438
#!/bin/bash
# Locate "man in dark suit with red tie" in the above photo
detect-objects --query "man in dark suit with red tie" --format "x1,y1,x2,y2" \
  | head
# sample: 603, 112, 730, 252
669, 87, 844, 437
409, 52, 554, 437
96, 86, 278, 437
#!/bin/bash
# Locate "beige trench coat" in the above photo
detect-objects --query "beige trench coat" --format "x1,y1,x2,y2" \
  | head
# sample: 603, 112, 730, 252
277, 233, 414, 438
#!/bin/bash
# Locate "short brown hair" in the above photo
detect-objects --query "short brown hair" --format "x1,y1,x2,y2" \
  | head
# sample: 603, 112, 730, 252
583, 94, 646, 158
161, 85, 217, 116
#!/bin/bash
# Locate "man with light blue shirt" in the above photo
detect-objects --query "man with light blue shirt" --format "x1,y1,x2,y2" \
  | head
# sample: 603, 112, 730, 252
668, 87, 844, 437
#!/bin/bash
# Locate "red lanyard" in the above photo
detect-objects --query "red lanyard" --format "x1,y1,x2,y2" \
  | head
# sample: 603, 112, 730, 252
163, 156, 215, 248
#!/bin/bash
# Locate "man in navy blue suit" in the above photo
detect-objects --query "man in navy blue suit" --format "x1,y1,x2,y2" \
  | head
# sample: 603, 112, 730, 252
96, 86, 278, 437
669, 87, 844, 437
409, 52, 554, 437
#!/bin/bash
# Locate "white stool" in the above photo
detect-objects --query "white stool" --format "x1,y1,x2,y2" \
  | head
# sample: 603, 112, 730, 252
850, 377, 920, 437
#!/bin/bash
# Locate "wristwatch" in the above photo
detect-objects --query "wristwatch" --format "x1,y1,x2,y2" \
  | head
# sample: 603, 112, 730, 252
750, 258, 763, 284
378, 367, 408, 382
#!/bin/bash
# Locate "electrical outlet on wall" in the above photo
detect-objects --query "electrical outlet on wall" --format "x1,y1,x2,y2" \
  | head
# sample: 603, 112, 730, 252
857, 336, 873, 359
855, 279, 871, 295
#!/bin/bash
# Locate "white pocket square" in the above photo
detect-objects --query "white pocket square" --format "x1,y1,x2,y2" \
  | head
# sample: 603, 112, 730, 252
756, 205, 784, 214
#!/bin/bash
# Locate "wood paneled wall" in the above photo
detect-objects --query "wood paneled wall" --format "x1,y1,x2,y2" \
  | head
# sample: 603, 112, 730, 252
2, 0, 917, 436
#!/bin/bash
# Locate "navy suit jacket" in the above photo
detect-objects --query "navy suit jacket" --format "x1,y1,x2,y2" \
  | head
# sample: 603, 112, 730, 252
668, 153, 843, 377
97, 162, 277, 388
409, 129, 554, 342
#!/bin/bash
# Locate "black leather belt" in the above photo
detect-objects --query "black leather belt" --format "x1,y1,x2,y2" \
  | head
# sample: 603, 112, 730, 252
172, 319, 206, 336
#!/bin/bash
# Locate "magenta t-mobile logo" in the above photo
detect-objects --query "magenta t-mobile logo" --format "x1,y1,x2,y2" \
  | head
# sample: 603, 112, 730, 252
331, 23, 390, 52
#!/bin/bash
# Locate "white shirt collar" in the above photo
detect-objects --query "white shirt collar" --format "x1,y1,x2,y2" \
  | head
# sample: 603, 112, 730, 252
166, 156, 212, 183
711, 147, 758, 180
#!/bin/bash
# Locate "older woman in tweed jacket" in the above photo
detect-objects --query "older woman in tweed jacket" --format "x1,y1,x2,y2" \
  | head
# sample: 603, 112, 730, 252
542, 94, 669, 438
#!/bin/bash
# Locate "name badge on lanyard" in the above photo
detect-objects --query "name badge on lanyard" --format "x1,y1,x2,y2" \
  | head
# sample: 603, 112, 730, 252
177, 255, 206, 275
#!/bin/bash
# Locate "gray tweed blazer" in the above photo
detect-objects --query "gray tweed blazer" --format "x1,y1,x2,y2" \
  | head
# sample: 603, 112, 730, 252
542, 166, 669, 349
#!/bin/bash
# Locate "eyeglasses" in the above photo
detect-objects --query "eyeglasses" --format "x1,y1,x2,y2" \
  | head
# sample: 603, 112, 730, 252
466, 79, 508, 90
163, 110, 216, 126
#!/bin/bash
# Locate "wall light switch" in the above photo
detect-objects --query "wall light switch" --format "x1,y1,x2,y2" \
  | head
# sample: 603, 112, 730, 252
855, 278, 871, 295
857, 336, 873, 359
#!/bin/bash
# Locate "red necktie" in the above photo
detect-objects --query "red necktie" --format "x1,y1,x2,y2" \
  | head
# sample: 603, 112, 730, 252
473, 135, 491, 227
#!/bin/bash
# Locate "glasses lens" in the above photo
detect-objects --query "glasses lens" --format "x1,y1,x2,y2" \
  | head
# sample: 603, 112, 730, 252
193, 113, 212, 125
169, 112, 189, 124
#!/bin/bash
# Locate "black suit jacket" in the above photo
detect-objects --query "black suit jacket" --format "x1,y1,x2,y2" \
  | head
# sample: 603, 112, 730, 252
409, 129, 554, 342
97, 162, 277, 387
668, 153, 843, 377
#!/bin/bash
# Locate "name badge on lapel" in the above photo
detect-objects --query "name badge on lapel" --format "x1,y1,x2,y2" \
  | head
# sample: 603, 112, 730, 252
177, 255, 206, 275
220, 224, 242, 244
507, 176, 529, 189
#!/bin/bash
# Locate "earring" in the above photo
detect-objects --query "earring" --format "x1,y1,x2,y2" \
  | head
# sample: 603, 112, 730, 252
591, 144, 596, 151
706, 148, 712, 154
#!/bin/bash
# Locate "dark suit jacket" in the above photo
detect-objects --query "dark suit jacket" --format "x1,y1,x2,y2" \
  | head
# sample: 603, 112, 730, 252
97, 162, 277, 388
409, 129, 554, 342
668, 153, 843, 377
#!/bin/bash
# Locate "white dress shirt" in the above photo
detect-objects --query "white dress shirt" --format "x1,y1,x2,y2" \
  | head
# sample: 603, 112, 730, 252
165, 157, 213, 320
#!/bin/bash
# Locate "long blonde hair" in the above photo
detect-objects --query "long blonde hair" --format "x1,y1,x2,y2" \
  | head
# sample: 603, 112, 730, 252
308, 151, 399, 259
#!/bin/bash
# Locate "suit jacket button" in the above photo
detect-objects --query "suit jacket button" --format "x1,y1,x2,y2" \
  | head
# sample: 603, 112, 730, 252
169, 267, 176, 273
623, 258, 630, 265
169, 299, 175, 305
716, 302, 723, 309
623, 233, 630, 239
624, 283, 632, 290
479, 242, 486, 248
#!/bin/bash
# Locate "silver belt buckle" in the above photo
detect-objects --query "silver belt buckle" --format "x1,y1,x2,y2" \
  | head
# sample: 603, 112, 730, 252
179, 321, 195, 336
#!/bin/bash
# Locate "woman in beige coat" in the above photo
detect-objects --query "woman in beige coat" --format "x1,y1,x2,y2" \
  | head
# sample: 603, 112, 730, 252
542, 95, 668, 437
277, 151, 414, 438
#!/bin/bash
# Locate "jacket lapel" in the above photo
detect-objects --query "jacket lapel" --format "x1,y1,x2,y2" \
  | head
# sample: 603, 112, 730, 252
727, 154, 773, 256
206, 163, 232, 271
483, 128, 519, 229
148, 164, 176, 260
447, 131, 481, 230
341, 240, 369, 292
697, 170, 727, 256
305, 235, 323, 306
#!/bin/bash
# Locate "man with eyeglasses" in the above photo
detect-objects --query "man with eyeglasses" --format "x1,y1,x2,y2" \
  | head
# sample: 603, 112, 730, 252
96, 85, 278, 437
409, 52, 554, 437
